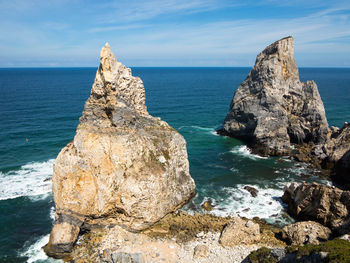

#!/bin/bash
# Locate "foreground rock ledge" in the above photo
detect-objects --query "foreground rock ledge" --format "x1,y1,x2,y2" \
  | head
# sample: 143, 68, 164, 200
219, 36, 329, 156
45, 43, 195, 258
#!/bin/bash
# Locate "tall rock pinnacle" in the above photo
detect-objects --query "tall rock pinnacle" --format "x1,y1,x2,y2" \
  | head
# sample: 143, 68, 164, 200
45, 44, 196, 258
220, 36, 329, 155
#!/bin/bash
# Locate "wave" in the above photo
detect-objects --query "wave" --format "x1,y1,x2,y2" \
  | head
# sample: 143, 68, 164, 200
20, 234, 62, 263
230, 145, 268, 160
0, 159, 54, 201
177, 125, 219, 136
209, 184, 293, 225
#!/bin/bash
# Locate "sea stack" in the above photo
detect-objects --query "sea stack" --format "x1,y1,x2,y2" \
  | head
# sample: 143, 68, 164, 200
45, 43, 196, 258
219, 36, 329, 156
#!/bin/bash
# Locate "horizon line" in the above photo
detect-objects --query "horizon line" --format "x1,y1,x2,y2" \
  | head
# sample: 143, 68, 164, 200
1, 66, 350, 69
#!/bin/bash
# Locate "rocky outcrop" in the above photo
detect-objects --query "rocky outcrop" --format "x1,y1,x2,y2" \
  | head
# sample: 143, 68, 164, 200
281, 221, 331, 245
219, 36, 329, 156
282, 182, 350, 234
68, 212, 284, 263
45, 43, 196, 258
219, 217, 260, 247
323, 124, 350, 188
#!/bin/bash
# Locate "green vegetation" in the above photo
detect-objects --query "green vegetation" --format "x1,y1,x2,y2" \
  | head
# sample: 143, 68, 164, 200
286, 238, 350, 263
247, 247, 278, 263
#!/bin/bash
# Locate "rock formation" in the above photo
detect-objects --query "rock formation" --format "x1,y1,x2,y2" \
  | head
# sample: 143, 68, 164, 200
281, 221, 331, 245
282, 182, 350, 234
219, 217, 260, 247
323, 124, 350, 187
219, 36, 329, 156
45, 43, 196, 258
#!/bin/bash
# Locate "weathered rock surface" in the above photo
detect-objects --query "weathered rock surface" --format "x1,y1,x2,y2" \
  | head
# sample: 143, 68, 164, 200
69, 212, 284, 263
45, 43, 195, 257
323, 124, 350, 188
282, 182, 350, 234
219, 217, 260, 247
281, 221, 331, 245
193, 244, 209, 259
220, 36, 329, 156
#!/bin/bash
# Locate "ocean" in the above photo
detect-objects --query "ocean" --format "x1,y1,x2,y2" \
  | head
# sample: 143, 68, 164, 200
0, 67, 349, 262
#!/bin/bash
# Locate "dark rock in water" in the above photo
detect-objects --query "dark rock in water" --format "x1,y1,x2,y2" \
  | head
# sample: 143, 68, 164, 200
244, 185, 259, 197
220, 36, 329, 156
283, 182, 350, 234
201, 200, 215, 211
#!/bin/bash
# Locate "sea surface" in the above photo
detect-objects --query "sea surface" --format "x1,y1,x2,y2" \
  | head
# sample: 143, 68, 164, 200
0, 67, 349, 262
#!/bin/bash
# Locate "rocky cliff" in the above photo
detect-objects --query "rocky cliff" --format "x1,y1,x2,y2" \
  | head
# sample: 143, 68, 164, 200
220, 36, 329, 156
282, 182, 350, 235
45, 43, 196, 258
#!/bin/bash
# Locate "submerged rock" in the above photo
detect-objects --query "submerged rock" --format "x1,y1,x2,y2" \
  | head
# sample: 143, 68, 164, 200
45, 43, 195, 258
219, 36, 329, 156
282, 182, 350, 234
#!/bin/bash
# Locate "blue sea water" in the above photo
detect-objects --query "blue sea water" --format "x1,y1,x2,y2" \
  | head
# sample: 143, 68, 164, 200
0, 67, 349, 262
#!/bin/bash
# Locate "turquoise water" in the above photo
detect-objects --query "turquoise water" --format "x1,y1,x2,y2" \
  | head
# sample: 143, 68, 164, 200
0, 67, 349, 262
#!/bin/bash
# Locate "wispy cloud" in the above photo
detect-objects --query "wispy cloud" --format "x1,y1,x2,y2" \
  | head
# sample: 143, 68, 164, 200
0, 0, 349, 67
97, 0, 236, 23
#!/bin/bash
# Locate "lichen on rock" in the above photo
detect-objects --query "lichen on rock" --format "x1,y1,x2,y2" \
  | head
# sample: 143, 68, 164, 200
45, 43, 196, 258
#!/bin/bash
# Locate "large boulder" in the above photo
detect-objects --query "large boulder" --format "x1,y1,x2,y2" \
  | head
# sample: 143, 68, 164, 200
282, 182, 350, 234
45, 43, 196, 258
281, 221, 331, 245
219, 217, 260, 247
219, 36, 329, 156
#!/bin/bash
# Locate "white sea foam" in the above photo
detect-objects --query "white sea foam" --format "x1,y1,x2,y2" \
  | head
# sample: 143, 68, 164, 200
230, 145, 268, 160
178, 125, 218, 136
21, 234, 62, 263
0, 159, 54, 200
209, 184, 293, 225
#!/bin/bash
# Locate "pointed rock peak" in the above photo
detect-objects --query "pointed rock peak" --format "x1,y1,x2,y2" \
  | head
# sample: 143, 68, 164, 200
81, 44, 148, 127
256, 36, 298, 80
98, 43, 120, 82
262, 36, 294, 56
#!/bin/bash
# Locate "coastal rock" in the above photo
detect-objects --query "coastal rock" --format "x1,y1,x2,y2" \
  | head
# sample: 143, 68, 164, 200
220, 36, 329, 156
323, 124, 350, 188
193, 244, 209, 259
281, 221, 331, 245
282, 182, 350, 234
46, 43, 195, 257
201, 200, 215, 211
111, 252, 145, 263
44, 222, 80, 258
219, 217, 260, 247
244, 185, 259, 197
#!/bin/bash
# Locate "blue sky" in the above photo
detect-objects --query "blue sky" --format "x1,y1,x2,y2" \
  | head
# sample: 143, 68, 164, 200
1, 0, 350, 67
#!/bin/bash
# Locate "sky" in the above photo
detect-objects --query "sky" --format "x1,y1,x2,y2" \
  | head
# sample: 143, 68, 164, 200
0, 0, 350, 67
